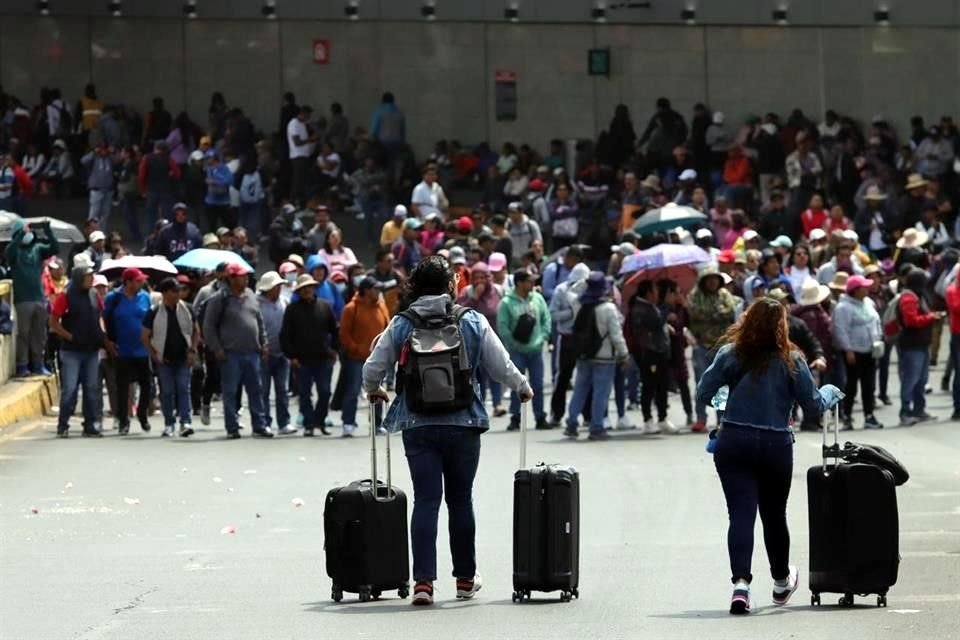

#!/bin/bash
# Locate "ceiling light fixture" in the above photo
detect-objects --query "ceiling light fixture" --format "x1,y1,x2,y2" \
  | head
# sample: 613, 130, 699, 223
183, 0, 197, 19
681, 7, 696, 24
874, 8, 890, 25
345, 0, 359, 20
262, 0, 276, 19
504, 2, 519, 22
421, 2, 436, 20
772, 8, 788, 25
592, 1, 607, 22
107, 0, 122, 17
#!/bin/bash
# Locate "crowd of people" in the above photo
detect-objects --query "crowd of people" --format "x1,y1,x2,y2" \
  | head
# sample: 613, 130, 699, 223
3, 85, 960, 440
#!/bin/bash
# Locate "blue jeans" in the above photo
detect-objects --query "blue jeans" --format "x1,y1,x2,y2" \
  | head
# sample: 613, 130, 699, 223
339, 358, 365, 427
88, 189, 112, 229
239, 202, 263, 239
260, 354, 290, 429
714, 425, 794, 583
692, 345, 717, 423
298, 360, 334, 427
898, 347, 929, 417
565, 360, 617, 433
58, 349, 100, 431
402, 426, 482, 581
508, 349, 545, 421
221, 351, 267, 433
157, 363, 191, 427
143, 191, 174, 229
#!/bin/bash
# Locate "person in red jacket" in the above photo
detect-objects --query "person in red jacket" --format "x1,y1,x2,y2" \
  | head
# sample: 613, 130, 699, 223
944, 277, 960, 419
897, 269, 943, 425
800, 193, 828, 238
722, 144, 754, 211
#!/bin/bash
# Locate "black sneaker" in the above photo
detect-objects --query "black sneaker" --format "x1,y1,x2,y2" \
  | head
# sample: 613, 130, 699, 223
303, 427, 314, 437
140, 420, 151, 433
179, 425, 195, 437
547, 416, 562, 428
161, 425, 175, 438
225, 431, 241, 440
563, 426, 579, 439
318, 425, 331, 436
863, 415, 884, 429
253, 427, 275, 438
507, 419, 520, 431
588, 430, 610, 441
951, 412, 960, 421
535, 418, 553, 430
56, 425, 69, 438
81, 429, 103, 438
914, 412, 938, 423
942, 377, 951, 392
118, 423, 130, 436
878, 395, 893, 406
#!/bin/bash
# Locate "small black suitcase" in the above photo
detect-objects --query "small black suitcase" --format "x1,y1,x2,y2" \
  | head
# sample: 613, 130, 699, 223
807, 407, 899, 608
512, 406, 580, 603
324, 402, 409, 603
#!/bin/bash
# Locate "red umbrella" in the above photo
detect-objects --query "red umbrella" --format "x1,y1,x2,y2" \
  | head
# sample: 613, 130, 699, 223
620, 265, 699, 313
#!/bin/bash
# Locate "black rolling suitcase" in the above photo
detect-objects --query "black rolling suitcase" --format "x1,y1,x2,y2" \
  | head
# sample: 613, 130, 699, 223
324, 402, 410, 603
512, 404, 580, 603
807, 407, 900, 608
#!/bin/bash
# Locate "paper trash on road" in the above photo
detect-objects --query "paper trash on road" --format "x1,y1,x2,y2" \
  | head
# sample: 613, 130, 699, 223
30, 506, 38, 514
63, 482, 73, 491
220, 525, 237, 535
243, 470, 257, 475
123, 497, 140, 505
291, 498, 305, 508
212, 477, 222, 483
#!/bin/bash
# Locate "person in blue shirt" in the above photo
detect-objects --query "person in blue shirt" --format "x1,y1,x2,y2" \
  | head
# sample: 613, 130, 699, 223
103, 267, 154, 435
540, 245, 584, 303
369, 91, 406, 154
696, 297, 843, 616
203, 150, 233, 233
304, 254, 344, 319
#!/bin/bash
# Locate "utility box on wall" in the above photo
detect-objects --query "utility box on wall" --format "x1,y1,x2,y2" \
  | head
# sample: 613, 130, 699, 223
494, 70, 517, 121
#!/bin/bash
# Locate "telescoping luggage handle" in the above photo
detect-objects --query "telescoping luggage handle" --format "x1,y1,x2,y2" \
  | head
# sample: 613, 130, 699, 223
369, 400, 396, 502
821, 405, 842, 474
519, 400, 528, 470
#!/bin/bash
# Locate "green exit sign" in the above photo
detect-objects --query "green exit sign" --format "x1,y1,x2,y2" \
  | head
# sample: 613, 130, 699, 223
588, 48, 610, 77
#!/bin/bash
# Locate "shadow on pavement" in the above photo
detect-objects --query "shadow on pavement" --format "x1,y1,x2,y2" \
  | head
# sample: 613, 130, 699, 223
302, 599, 483, 614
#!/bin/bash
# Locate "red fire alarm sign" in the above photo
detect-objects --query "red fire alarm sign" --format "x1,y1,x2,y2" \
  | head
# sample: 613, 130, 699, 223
313, 39, 330, 65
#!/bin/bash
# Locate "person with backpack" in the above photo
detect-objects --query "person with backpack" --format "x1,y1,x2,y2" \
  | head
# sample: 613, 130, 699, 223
547, 262, 591, 426
497, 270, 552, 430
202, 262, 271, 439
49, 265, 105, 438
628, 279, 677, 435
894, 269, 943, 426
103, 268, 154, 435
362, 255, 532, 606
563, 272, 629, 441
141, 277, 200, 438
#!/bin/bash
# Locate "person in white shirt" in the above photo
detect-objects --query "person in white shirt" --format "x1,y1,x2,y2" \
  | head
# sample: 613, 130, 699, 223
317, 141, 341, 190
287, 104, 317, 206
410, 164, 448, 218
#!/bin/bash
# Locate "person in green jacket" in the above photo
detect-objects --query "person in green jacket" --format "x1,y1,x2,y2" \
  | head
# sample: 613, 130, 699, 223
5, 218, 59, 376
497, 270, 551, 430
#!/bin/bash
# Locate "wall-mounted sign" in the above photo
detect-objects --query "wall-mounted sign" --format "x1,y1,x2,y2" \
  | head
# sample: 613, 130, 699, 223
588, 48, 610, 76
495, 70, 517, 121
313, 39, 330, 65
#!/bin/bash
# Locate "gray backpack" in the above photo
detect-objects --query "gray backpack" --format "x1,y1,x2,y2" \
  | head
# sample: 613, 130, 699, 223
396, 306, 473, 415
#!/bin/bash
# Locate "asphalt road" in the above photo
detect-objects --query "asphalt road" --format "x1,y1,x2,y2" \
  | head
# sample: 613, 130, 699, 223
1, 364, 959, 640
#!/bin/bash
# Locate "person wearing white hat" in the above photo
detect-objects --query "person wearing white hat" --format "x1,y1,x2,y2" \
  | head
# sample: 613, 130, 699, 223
379, 204, 407, 248
81, 230, 107, 272
257, 271, 296, 436
854, 184, 895, 260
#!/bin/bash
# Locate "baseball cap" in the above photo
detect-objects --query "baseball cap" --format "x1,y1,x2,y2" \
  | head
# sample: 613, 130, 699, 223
695, 228, 713, 240
287, 254, 304, 268
357, 275, 378, 292
121, 267, 148, 282
449, 247, 467, 265
809, 229, 827, 241
175, 274, 191, 285
393, 204, 408, 219
845, 274, 873, 294
488, 252, 508, 272
89, 230, 106, 243
224, 263, 250, 277
172, 202, 188, 211
770, 235, 794, 248
610, 242, 637, 257
204, 149, 218, 160
528, 178, 547, 192
456, 216, 473, 234
743, 229, 759, 242
717, 249, 736, 264
403, 218, 423, 231
507, 202, 524, 213
92, 274, 109, 288
281, 203, 297, 215
278, 261, 298, 274
679, 169, 698, 182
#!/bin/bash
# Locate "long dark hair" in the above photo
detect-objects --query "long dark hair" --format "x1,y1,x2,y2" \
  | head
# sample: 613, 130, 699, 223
405, 255, 453, 305
722, 298, 797, 375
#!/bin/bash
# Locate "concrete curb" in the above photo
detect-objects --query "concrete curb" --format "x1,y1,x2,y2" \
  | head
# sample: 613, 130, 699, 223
0, 375, 59, 432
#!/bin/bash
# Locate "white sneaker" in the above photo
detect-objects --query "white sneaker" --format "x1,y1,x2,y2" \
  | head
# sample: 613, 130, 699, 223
643, 420, 660, 434
772, 565, 799, 605
659, 420, 679, 434
277, 425, 299, 436
342, 424, 357, 438
376, 426, 388, 436
456, 573, 482, 599
616, 416, 636, 430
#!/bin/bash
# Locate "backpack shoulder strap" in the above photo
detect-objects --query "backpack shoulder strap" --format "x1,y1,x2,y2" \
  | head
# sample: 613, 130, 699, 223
397, 308, 423, 329
452, 304, 471, 321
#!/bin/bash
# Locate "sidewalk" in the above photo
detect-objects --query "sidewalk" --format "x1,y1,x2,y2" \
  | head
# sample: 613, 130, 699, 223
0, 374, 59, 432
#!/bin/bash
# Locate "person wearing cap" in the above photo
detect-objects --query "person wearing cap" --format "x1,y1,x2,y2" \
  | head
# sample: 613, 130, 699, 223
79, 229, 107, 273
138, 140, 180, 227
445, 247, 470, 296
457, 262, 507, 417
141, 277, 200, 438
50, 265, 106, 437
103, 267, 154, 435
411, 163, 448, 218
391, 217, 425, 277
305, 204, 337, 254
6, 218, 59, 377
854, 184, 897, 260
280, 273, 340, 437
288, 104, 318, 206
831, 274, 883, 430
156, 202, 201, 261
203, 150, 234, 233
419, 212, 446, 256
256, 271, 295, 436
506, 202, 543, 265
688, 265, 742, 432
916, 202, 951, 254
339, 276, 391, 436
203, 262, 271, 438
369, 248, 406, 316
694, 227, 720, 262
497, 270, 551, 430
379, 204, 407, 248
487, 251, 512, 293
80, 141, 118, 226
444, 216, 474, 252
607, 241, 637, 277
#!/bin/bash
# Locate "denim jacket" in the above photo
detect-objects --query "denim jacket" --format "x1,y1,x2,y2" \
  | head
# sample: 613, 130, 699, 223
696, 344, 830, 431
362, 294, 531, 433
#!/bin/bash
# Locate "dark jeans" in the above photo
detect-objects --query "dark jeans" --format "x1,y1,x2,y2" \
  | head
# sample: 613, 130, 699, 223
842, 352, 876, 418
202, 347, 221, 406
260, 353, 290, 429
143, 190, 173, 228
550, 334, 577, 421
221, 351, 266, 433
877, 340, 893, 398
122, 193, 141, 242
297, 360, 334, 427
58, 349, 100, 431
714, 424, 793, 584
291, 157, 310, 206
402, 426, 482, 581
157, 362, 191, 427
639, 351, 669, 422
116, 357, 152, 428
339, 357, 364, 427
898, 346, 929, 418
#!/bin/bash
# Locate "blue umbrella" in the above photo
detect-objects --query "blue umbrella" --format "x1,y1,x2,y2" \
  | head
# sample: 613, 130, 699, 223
173, 248, 253, 273
619, 243, 711, 275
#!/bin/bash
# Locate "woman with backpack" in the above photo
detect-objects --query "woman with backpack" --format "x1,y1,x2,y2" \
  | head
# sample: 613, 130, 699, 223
362, 256, 532, 606
697, 297, 843, 615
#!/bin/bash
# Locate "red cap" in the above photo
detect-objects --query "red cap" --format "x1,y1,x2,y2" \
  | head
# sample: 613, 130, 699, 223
717, 249, 736, 264
175, 274, 191, 285
121, 267, 148, 282
457, 216, 473, 234
528, 178, 547, 192
224, 263, 250, 277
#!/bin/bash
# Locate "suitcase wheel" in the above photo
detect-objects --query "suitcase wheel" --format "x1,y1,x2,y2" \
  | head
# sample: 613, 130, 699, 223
571, 588, 579, 599
371, 589, 382, 601
358, 587, 372, 603
511, 590, 531, 603
877, 595, 887, 608
398, 584, 410, 599
331, 586, 343, 603
839, 593, 854, 607
560, 591, 572, 603
810, 593, 820, 606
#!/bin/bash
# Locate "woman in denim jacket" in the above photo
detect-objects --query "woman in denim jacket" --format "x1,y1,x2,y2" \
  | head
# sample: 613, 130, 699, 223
363, 256, 532, 606
696, 298, 842, 615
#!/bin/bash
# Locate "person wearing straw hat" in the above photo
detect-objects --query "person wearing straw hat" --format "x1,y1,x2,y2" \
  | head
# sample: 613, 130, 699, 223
256, 271, 296, 436
854, 184, 897, 260
832, 275, 884, 430
894, 227, 931, 272
280, 273, 340, 437
899, 173, 930, 229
